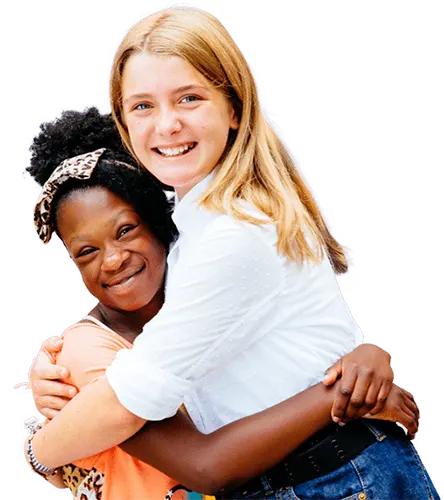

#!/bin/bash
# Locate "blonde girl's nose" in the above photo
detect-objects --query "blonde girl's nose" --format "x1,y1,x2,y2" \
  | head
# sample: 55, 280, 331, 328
155, 107, 183, 136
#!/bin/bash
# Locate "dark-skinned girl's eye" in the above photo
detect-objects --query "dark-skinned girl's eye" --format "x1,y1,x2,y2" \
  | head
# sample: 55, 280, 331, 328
77, 248, 96, 258
118, 225, 136, 238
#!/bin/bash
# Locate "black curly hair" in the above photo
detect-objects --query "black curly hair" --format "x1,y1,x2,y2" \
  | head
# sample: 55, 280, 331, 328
27, 107, 176, 248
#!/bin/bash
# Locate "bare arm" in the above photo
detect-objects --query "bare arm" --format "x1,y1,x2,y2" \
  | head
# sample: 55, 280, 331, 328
32, 375, 144, 468
120, 382, 418, 495
30, 326, 145, 469
28, 331, 336, 491
32, 344, 384, 471
26, 335, 417, 493
121, 382, 335, 494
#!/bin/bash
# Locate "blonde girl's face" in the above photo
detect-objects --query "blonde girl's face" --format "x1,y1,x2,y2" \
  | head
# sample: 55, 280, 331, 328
122, 53, 239, 199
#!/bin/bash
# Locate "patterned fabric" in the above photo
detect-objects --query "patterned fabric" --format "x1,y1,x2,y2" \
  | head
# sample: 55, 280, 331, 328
34, 148, 106, 243
62, 464, 104, 499
164, 484, 192, 500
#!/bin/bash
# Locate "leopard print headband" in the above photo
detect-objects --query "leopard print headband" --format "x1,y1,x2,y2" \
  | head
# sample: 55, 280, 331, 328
34, 148, 106, 243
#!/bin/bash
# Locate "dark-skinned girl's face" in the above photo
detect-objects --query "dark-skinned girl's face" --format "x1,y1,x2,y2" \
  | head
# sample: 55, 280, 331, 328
56, 186, 166, 312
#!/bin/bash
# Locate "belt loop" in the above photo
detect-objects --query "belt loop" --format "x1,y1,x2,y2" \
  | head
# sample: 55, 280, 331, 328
363, 421, 387, 442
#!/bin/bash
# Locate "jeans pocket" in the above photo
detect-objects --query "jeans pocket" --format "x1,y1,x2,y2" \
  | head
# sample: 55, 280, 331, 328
342, 493, 368, 500
293, 461, 366, 500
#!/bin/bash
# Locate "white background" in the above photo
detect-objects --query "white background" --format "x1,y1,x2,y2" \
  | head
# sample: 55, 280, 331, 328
0, 0, 444, 500
0, 0, 151, 500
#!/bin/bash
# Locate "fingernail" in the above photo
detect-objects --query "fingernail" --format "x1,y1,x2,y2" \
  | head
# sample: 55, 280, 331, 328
60, 369, 69, 378
363, 413, 371, 418
338, 421, 346, 427
332, 416, 340, 423
69, 388, 77, 397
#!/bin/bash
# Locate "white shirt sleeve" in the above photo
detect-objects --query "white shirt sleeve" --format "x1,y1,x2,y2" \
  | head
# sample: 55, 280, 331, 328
106, 217, 284, 420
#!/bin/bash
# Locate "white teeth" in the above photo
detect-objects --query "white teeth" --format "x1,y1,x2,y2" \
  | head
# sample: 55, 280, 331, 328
157, 143, 193, 157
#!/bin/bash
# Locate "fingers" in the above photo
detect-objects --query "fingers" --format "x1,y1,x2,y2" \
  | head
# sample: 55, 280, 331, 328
39, 407, 61, 421
323, 360, 342, 386
33, 380, 77, 400
38, 395, 72, 412
30, 350, 69, 382
342, 370, 374, 420
363, 384, 419, 440
401, 391, 420, 420
32, 380, 77, 415
331, 366, 358, 422
41, 336, 64, 357
367, 379, 392, 415
399, 406, 419, 439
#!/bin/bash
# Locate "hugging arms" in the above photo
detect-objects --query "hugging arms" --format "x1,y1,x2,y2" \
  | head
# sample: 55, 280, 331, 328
29, 337, 418, 494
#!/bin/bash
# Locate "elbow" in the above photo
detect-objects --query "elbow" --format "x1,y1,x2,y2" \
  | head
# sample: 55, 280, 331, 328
180, 456, 243, 495
184, 468, 227, 496
105, 383, 146, 435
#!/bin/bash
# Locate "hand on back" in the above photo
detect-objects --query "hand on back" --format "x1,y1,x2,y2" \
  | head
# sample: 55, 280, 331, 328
29, 337, 76, 419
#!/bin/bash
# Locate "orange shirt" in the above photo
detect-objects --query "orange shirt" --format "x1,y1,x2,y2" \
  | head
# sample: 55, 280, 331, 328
57, 322, 208, 500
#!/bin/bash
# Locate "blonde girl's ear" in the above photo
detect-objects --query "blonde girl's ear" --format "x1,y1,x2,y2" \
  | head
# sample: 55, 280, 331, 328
229, 106, 240, 130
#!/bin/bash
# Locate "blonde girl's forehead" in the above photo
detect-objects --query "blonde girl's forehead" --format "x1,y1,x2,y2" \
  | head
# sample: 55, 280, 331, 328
121, 53, 212, 100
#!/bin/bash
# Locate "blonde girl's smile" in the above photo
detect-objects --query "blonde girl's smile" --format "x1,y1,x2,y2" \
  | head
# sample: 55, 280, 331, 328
155, 142, 197, 157
122, 53, 238, 198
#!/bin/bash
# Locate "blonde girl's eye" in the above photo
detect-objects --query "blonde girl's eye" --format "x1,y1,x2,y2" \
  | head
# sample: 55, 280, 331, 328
134, 103, 152, 111
181, 95, 200, 104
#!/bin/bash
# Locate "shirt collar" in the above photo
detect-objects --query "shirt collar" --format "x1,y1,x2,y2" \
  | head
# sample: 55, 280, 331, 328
172, 172, 217, 237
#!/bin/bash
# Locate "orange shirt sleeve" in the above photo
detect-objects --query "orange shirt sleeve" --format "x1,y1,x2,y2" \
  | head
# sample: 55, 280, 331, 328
57, 323, 131, 390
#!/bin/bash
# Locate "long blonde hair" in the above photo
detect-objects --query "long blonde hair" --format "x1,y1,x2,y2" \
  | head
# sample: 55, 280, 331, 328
110, 7, 347, 273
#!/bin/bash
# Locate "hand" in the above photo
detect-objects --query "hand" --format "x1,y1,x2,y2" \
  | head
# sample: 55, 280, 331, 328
29, 337, 77, 419
365, 384, 419, 440
323, 344, 394, 423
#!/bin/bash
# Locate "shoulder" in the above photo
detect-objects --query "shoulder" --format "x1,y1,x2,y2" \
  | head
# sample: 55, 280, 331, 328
57, 323, 131, 389
201, 202, 278, 252
61, 322, 128, 351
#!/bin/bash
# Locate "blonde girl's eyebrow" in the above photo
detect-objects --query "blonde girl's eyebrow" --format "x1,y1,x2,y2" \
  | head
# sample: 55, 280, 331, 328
173, 85, 210, 95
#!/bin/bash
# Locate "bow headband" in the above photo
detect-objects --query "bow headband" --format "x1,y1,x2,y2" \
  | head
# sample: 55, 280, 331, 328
34, 148, 107, 243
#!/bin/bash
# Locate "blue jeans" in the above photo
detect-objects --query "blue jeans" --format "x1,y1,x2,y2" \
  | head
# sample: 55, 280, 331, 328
232, 422, 440, 500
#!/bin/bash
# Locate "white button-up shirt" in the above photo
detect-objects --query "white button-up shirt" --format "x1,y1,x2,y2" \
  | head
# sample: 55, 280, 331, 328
107, 174, 362, 432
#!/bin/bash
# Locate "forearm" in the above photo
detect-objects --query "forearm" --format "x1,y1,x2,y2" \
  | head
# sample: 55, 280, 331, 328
32, 376, 146, 468
121, 382, 334, 494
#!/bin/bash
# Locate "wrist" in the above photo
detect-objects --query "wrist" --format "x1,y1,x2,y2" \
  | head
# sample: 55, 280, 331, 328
24, 417, 58, 479
312, 382, 336, 424
361, 343, 391, 361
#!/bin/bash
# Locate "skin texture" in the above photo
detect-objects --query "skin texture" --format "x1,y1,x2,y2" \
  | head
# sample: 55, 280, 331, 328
122, 53, 239, 199
323, 344, 394, 421
57, 187, 166, 333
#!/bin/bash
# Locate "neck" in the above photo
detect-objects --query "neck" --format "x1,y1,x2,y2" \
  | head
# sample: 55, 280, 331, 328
90, 287, 164, 344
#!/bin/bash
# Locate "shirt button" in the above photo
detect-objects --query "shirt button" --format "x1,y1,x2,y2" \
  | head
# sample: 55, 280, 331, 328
358, 493, 367, 500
